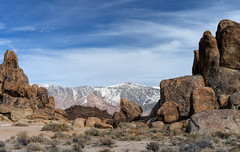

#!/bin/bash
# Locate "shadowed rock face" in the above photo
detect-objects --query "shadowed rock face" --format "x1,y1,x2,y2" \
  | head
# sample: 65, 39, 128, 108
0, 50, 57, 121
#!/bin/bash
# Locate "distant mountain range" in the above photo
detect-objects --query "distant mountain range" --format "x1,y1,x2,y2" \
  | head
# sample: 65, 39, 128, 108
41, 82, 160, 115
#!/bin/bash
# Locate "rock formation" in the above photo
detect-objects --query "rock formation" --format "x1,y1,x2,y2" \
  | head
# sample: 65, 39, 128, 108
65, 105, 112, 120
113, 98, 142, 122
188, 109, 240, 134
0, 50, 66, 121
148, 19, 240, 134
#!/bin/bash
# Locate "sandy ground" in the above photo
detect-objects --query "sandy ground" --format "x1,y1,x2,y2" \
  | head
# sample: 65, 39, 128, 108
0, 125, 46, 141
0, 125, 150, 152
0, 125, 90, 142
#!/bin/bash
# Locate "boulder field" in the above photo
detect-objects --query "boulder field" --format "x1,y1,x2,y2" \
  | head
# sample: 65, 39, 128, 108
147, 19, 240, 134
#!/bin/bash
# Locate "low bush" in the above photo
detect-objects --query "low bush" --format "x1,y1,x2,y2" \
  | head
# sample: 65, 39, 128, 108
52, 131, 69, 139
146, 142, 159, 152
41, 123, 72, 132
16, 131, 29, 146
85, 128, 99, 136
100, 137, 115, 147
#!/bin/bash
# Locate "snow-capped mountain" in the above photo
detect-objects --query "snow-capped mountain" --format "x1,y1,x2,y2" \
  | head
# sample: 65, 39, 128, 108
41, 82, 160, 115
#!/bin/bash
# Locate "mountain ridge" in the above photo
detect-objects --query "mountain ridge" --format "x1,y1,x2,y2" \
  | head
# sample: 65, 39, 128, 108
41, 82, 160, 115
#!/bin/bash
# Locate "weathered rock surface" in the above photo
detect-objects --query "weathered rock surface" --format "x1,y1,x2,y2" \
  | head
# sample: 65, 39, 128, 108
160, 75, 205, 118
198, 30, 220, 82
72, 118, 86, 128
151, 121, 164, 129
85, 117, 102, 127
192, 87, 217, 113
188, 109, 240, 134
228, 91, 240, 109
216, 19, 240, 70
0, 114, 12, 126
113, 99, 142, 122
94, 122, 113, 129
120, 99, 142, 121
112, 110, 127, 122
156, 101, 179, 123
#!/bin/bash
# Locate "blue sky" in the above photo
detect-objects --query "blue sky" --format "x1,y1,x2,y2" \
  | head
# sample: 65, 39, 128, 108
0, 0, 240, 87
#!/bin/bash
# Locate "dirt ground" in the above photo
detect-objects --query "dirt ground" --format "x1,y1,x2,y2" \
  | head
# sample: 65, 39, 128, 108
0, 125, 45, 141
0, 125, 150, 152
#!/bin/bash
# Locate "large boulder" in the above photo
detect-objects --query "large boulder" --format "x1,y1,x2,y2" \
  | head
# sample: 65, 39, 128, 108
156, 101, 179, 123
120, 99, 142, 121
160, 75, 205, 118
188, 109, 240, 134
85, 117, 102, 127
192, 87, 217, 114
72, 118, 86, 128
216, 19, 240, 70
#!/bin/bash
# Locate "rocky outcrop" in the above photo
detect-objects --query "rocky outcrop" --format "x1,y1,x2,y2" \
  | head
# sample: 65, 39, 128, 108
0, 50, 65, 121
160, 75, 205, 118
113, 99, 142, 122
194, 20, 240, 103
0, 50, 67, 122
188, 109, 240, 134
65, 105, 112, 120
148, 20, 240, 132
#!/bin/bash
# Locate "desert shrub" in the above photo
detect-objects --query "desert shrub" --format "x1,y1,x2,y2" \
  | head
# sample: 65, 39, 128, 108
0, 147, 7, 152
85, 128, 99, 136
72, 134, 91, 143
100, 137, 115, 147
160, 147, 174, 152
52, 131, 69, 139
14, 122, 29, 127
41, 123, 71, 132
146, 142, 159, 152
0, 141, 5, 148
29, 135, 45, 143
27, 143, 43, 152
179, 134, 214, 152
98, 148, 111, 152
72, 143, 83, 152
16, 131, 29, 146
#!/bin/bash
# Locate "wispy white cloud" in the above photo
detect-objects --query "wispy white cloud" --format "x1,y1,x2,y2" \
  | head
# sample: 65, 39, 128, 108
18, 46, 193, 87
0, 39, 11, 46
11, 26, 36, 32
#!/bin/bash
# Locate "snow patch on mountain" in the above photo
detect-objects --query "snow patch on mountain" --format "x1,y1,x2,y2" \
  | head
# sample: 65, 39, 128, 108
41, 82, 160, 114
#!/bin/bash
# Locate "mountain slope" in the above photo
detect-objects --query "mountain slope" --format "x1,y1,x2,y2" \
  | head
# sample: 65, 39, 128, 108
42, 82, 160, 115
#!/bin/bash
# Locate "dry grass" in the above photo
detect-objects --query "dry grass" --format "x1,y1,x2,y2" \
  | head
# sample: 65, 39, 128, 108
41, 123, 72, 132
